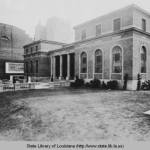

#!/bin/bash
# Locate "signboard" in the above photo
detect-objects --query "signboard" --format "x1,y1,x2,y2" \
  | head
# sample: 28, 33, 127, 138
5, 62, 24, 74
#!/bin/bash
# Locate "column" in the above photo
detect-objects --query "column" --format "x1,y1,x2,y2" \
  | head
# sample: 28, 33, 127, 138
51, 56, 53, 76
66, 54, 70, 80
59, 55, 63, 79
53, 56, 56, 78
10, 75, 13, 83
28, 76, 31, 83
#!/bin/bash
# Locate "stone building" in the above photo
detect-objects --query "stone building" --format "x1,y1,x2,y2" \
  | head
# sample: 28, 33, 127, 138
0, 23, 32, 81
23, 40, 66, 81
24, 4, 150, 90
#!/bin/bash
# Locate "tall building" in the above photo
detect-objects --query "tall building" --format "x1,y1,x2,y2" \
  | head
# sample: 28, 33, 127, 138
47, 17, 73, 43
34, 21, 47, 40
34, 17, 73, 43
0, 23, 32, 80
25, 4, 150, 90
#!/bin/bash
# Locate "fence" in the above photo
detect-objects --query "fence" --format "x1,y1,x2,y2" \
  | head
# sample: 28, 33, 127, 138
49, 81, 70, 88
0, 83, 35, 92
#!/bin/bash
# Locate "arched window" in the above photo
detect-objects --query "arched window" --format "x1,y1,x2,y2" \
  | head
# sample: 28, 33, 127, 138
1, 36, 10, 47
141, 46, 146, 73
36, 60, 38, 73
112, 46, 122, 73
30, 60, 33, 73
26, 61, 28, 74
81, 52, 87, 73
95, 49, 102, 73
1, 36, 9, 41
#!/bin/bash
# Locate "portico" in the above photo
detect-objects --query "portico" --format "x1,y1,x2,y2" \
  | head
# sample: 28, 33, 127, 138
51, 52, 75, 80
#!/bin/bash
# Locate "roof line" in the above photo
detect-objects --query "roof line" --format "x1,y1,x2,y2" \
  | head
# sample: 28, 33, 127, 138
23, 39, 66, 47
73, 4, 150, 29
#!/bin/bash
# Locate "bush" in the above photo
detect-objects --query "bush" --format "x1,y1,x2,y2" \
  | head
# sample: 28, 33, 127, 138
70, 76, 85, 87
107, 80, 118, 90
75, 78, 84, 86
101, 81, 108, 89
90, 79, 101, 88
70, 82, 76, 87
85, 82, 91, 88
141, 80, 150, 90
123, 73, 128, 90
137, 73, 141, 91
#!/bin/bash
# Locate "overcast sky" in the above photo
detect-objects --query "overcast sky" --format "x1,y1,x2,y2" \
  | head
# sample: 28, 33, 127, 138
0, 0, 150, 38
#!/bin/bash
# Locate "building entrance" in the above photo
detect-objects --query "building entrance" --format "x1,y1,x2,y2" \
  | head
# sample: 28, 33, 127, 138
54, 53, 75, 80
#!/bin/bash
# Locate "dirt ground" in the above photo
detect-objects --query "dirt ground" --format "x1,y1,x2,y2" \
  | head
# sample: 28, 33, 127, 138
0, 88, 150, 141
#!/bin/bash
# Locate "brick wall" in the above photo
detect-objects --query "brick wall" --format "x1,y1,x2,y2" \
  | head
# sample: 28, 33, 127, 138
74, 7, 133, 42
39, 55, 50, 77
24, 43, 41, 55
24, 53, 50, 78
133, 8, 150, 33
133, 32, 150, 80
74, 30, 133, 80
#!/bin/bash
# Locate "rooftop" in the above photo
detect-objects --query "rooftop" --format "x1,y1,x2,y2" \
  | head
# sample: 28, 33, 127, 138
73, 4, 150, 29
23, 39, 67, 48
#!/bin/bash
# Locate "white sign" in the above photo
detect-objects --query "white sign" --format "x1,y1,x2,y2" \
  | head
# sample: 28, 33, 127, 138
5, 62, 24, 74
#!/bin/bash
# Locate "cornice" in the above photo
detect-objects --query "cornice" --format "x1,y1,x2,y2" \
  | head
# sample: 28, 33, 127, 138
23, 40, 66, 48
24, 27, 150, 56
74, 27, 150, 45
23, 51, 48, 57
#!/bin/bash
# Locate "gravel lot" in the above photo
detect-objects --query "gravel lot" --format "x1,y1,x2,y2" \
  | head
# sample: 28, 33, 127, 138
0, 88, 150, 141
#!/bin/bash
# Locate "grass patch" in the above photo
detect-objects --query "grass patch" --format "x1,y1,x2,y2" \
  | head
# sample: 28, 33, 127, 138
0, 88, 150, 141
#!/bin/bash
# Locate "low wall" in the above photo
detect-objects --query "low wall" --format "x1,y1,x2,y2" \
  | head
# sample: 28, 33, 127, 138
30, 76, 50, 82
0, 83, 35, 92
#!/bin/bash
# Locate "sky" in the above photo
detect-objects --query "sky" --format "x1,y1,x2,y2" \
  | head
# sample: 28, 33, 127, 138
0, 0, 150, 38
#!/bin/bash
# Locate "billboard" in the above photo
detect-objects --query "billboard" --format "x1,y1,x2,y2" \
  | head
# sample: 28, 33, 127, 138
5, 62, 24, 74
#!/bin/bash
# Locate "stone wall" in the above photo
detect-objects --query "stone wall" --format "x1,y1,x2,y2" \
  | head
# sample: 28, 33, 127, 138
0, 23, 32, 79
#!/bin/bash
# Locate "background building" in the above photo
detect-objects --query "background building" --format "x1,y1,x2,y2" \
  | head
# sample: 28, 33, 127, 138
35, 21, 47, 40
47, 17, 73, 43
0, 23, 32, 81
34, 17, 73, 43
